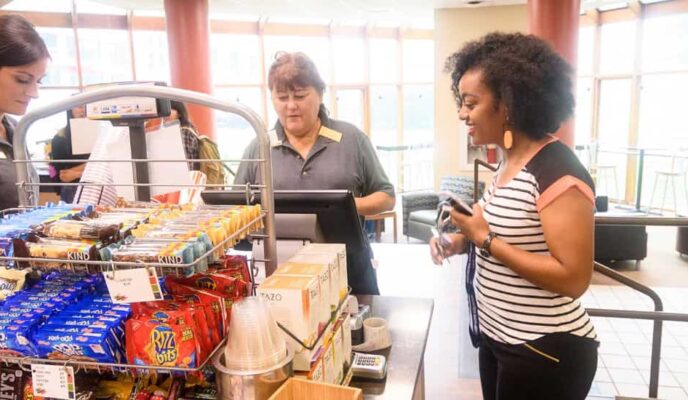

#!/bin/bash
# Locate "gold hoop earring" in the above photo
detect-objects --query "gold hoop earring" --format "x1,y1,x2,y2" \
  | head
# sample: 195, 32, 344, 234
503, 130, 513, 150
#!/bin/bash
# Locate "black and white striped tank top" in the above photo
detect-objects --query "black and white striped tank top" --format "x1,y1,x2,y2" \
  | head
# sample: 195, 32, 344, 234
476, 138, 598, 345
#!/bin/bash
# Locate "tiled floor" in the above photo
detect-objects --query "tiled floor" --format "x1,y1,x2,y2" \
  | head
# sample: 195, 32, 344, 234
371, 223, 688, 400
582, 286, 688, 399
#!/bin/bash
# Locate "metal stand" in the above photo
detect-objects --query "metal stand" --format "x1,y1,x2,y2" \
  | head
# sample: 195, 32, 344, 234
127, 120, 151, 201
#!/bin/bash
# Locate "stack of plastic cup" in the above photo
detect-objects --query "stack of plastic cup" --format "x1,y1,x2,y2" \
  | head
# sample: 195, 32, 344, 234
223, 296, 288, 371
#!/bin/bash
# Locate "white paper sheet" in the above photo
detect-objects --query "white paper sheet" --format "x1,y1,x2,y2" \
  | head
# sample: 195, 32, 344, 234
69, 117, 106, 155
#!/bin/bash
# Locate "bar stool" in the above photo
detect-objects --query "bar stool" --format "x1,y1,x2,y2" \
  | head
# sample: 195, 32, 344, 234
592, 164, 619, 199
648, 153, 688, 214
586, 141, 619, 200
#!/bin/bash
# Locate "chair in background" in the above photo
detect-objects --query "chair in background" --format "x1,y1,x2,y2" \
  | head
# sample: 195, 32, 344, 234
401, 176, 484, 242
587, 141, 619, 200
648, 151, 688, 215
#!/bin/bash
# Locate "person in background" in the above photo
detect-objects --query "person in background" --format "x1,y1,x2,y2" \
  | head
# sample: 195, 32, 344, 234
50, 106, 90, 203
430, 32, 598, 400
0, 14, 50, 209
75, 99, 201, 206
234, 51, 395, 294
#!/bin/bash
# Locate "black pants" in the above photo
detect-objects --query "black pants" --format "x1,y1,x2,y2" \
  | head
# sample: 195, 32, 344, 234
479, 332, 598, 400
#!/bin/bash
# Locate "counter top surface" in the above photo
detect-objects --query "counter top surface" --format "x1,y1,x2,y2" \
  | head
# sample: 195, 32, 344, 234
350, 295, 434, 400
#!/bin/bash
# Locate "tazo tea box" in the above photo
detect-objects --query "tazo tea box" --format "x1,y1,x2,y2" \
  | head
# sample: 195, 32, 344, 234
297, 243, 349, 302
292, 249, 344, 306
332, 320, 345, 385
309, 352, 325, 382
257, 275, 320, 351
322, 339, 336, 384
341, 313, 352, 367
276, 261, 332, 325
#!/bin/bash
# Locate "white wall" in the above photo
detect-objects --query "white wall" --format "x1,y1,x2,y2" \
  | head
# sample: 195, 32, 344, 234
434, 5, 528, 188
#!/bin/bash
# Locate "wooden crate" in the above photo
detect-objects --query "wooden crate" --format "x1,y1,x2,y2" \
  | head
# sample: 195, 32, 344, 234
268, 378, 362, 400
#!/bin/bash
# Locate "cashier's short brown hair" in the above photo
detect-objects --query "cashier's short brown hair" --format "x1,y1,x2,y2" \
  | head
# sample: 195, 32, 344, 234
268, 52, 326, 95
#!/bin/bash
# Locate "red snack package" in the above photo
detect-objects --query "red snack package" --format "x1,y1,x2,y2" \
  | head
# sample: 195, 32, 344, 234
166, 280, 226, 335
131, 301, 214, 360
125, 319, 198, 368
166, 278, 242, 334
167, 273, 244, 300
147, 309, 208, 362
219, 255, 251, 283
173, 296, 221, 347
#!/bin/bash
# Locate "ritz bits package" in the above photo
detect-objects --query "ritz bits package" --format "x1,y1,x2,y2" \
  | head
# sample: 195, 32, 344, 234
124, 269, 250, 368
126, 318, 198, 368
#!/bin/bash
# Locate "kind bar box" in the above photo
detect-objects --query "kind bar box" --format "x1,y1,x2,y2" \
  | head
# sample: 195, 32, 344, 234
297, 244, 347, 303
257, 275, 320, 351
276, 261, 332, 325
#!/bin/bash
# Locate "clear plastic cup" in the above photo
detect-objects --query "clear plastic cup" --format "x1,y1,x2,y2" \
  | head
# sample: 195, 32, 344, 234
223, 296, 287, 371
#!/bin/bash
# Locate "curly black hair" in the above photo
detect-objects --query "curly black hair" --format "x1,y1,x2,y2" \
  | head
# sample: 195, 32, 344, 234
444, 32, 574, 139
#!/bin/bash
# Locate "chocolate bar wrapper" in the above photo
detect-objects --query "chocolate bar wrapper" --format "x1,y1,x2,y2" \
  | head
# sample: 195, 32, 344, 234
0, 366, 24, 400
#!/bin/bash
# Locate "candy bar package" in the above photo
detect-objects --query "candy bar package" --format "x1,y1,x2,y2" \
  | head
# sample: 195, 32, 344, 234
22, 238, 100, 263
40, 220, 119, 242
0, 366, 24, 400
0, 268, 28, 300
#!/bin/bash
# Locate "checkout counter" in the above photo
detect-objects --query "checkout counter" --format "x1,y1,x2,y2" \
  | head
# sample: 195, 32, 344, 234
352, 296, 434, 400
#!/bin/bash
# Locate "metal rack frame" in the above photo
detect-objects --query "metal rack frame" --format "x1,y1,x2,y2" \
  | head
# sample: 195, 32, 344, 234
11, 84, 277, 274
2, 85, 280, 375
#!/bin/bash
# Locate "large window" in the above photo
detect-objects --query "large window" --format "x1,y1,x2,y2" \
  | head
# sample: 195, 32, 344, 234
133, 31, 170, 83
1, 3, 435, 193
576, 2, 688, 212
599, 21, 636, 75
79, 29, 132, 85
642, 13, 688, 72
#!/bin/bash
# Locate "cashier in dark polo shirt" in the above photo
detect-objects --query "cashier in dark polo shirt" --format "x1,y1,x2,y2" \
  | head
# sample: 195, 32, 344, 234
234, 51, 395, 295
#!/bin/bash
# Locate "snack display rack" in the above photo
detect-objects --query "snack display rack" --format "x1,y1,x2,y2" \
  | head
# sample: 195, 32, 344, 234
0, 85, 280, 377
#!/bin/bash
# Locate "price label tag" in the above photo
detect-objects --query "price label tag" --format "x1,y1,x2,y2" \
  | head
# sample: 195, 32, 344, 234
103, 266, 163, 303
31, 364, 75, 400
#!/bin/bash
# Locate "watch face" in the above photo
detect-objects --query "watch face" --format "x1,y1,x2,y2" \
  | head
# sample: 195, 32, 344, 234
479, 247, 490, 258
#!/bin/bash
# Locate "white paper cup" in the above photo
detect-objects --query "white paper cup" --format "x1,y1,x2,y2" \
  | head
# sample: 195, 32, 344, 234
352, 317, 392, 351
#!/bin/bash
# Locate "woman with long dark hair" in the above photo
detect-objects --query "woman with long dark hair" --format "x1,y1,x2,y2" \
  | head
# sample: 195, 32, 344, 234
0, 14, 50, 209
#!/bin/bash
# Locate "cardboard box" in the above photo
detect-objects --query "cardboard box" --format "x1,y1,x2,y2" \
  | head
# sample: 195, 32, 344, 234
257, 275, 320, 351
287, 253, 340, 310
341, 313, 352, 368
298, 243, 347, 302
291, 328, 330, 372
332, 320, 344, 385
322, 339, 336, 384
275, 262, 332, 326
268, 378, 362, 400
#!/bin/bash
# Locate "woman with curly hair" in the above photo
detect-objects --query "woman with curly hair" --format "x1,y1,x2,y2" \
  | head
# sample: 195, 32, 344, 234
430, 32, 598, 399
